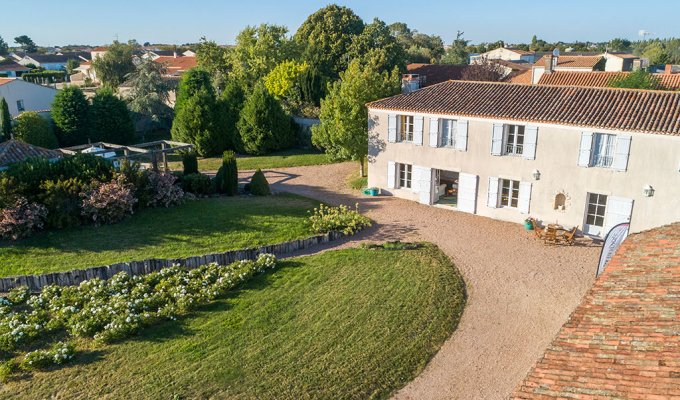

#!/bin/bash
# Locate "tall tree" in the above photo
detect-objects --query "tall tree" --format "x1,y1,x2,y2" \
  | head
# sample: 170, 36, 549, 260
195, 37, 232, 88
312, 59, 400, 176
91, 41, 135, 89
13, 112, 58, 149
607, 38, 632, 53
441, 31, 469, 65
216, 80, 246, 152
65, 59, 80, 75
173, 68, 214, 115
237, 81, 294, 155
0, 97, 11, 140
124, 59, 173, 135
295, 5, 364, 80
171, 87, 218, 156
14, 35, 37, 53
348, 18, 407, 74
89, 88, 135, 144
0, 36, 8, 56
51, 86, 90, 146
389, 22, 444, 63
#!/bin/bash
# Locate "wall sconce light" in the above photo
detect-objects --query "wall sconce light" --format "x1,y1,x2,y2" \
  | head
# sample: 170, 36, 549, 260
532, 169, 541, 180
643, 185, 655, 197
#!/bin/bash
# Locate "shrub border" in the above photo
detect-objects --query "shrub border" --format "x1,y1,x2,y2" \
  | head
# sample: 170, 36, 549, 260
0, 231, 347, 292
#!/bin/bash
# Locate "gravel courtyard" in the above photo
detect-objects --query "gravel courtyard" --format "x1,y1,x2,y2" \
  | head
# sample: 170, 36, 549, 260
240, 162, 600, 400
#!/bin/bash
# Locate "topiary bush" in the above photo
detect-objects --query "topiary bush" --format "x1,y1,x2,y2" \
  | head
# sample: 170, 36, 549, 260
214, 151, 238, 195
181, 151, 199, 175
181, 173, 212, 196
248, 169, 271, 196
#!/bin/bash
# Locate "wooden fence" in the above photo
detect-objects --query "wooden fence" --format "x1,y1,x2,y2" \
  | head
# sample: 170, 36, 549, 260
0, 231, 345, 292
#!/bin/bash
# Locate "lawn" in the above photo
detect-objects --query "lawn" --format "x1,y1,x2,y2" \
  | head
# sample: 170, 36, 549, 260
0, 245, 465, 399
169, 148, 334, 172
0, 194, 318, 277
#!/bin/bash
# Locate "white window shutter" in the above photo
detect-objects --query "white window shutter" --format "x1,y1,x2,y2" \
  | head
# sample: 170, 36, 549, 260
457, 173, 478, 214
429, 117, 439, 147
411, 166, 420, 193
491, 124, 504, 156
518, 182, 532, 214
414, 115, 424, 145
603, 196, 634, 236
387, 114, 397, 143
487, 177, 499, 208
455, 120, 469, 151
387, 161, 396, 189
612, 135, 631, 172
418, 167, 433, 204
578, 131, 593, 167
523, 126, 538, 160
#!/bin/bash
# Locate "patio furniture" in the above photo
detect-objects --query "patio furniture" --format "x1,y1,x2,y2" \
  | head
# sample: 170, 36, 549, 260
558, 226, 579, 245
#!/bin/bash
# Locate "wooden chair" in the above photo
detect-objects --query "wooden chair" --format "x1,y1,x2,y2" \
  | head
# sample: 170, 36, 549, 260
543, 226, 558, 245
559, 226, 579, 245
530, 219, 544, 240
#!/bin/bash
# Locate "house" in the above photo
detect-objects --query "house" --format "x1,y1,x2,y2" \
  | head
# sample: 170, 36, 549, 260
0, 59, 31, 78
531, 54, 605, 83
0, 139, 62, 170
402, 63, 467, 92
0, 78, 58, 117
366, 80, 680, 237
536, 70, 680, 90
512, 222, 680, 399
153, 55, 197, 77
602, 52, 639, 72
16, 53, 86, 71
470, 47, 536, 64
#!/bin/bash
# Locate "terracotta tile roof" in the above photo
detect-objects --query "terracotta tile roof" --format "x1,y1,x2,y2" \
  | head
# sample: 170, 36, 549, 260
507, 69, 533, 84
504, 48, 534, 56
512, 222, 680, 399
366, 80, 680, 136
0, 78, 15, 86
538, 71, 680, 90
494, 59, 532, 70
153, 56, 197, 75
0, 59, 31, 72
92, 46, 108, 52
406, 63, 467, 87
534, 55, 603, 69
0, 139, 63, 168
607, 52, 638, 59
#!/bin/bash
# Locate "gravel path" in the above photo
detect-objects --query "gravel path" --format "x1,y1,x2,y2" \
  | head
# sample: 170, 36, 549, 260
240, 162, 600, 400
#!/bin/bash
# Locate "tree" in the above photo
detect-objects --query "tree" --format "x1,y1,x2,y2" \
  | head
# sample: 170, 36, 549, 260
51, 86, 90, 146
642, 41, 669, 65
195, 37, 232, 88
348, 18, 406, 74
14, 35, 37, 53
91, 41, 135, 89
237, 81, 294, 155
297, 65, 324, 107
248, 169, 271, 196
173, 68, 214, 115
295, 5, 364, 80
264, 60, 308, 113
0, 36, 8, 56
441, 31, 469, 65
13, 112, 58, 149
607, 38, 632, 53
461, 57, 506, 82
124, 59, 173, 136
609, 69, 664, 90
171, 87, 219, 156
389, 22, 444, 63
89, 88, 135, 144
216, 80, 246, 152
214, 151, 238, 195
312, 59, 400, 176
0, 97, 11, 140
65, 59, 80, 75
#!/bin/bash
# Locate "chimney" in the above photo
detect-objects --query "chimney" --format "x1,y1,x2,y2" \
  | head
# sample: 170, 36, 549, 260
632, 59, 642, 71
545, 54, 554, 74
664, 64, 673, 75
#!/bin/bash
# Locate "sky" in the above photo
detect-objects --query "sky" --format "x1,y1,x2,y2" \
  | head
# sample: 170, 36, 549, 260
3, 0, 679, 47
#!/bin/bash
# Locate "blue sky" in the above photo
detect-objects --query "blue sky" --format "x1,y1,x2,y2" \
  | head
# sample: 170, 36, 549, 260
3, 0, 679, 47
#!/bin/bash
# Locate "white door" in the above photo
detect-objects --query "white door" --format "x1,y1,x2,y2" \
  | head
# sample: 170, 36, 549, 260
457, 173, 478, 214
603, 196, 634, 237
417, 167, 433, 205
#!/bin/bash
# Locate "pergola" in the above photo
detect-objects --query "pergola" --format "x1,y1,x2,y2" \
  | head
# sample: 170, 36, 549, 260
59, 140, 194, 171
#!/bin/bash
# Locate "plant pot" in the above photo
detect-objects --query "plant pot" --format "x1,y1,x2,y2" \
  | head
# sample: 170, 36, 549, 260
369, 188, 379, 196
524, 221, 534, 230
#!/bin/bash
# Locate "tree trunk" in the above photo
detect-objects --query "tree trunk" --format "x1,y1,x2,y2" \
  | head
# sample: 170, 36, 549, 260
359, 157, 366, 177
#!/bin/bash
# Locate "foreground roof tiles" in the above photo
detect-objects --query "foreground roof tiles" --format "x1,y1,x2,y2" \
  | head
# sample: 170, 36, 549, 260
0, 139, 62, 168
367, 80, 680, 135
538, 71, 680, 90
513, 222, 680, 399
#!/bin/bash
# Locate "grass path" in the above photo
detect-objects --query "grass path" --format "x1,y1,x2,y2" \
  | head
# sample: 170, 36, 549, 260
169, 149, 333, 172
0, 245, 465, 399
0, 194, 318, 277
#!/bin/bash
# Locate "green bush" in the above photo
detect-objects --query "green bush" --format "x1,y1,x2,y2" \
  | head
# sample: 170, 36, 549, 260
181, 151, 199, 175
19, 342, 75, 371
248, 169, 270, 196
51, 86, 90, 146
214, 151, 238, 195
39, 178, 86, 229
308, 203, 371, 235
12, 112, 58, 149
89, 88, 135, 145
119, 160, 151, 208
181, 173, 212, 195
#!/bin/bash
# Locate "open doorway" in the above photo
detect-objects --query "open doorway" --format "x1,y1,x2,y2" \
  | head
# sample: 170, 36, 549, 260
434, 170, 459, 207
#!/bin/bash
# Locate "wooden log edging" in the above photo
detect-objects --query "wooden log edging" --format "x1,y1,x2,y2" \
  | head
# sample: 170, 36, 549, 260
0, 231, 346, 292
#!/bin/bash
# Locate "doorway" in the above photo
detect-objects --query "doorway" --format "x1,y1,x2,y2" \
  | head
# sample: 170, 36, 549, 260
434, 170, 459, 207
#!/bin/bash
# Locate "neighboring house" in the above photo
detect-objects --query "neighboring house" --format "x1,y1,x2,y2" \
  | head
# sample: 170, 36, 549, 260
0, 59, 31, 78
536, 70, 680, 90
0, 78, 58, 117
90, 46, 108, 61
531, 54, 605, 83
402, 63, 466, 93
16, 53, 86, 71
366, 80, 680, 236
602, 52, 639, 72
153, 55, 197, 77
470, 47, 536, 64
72, 61, 97, 84
512, 222, 680, 399
0, 139, 62, 170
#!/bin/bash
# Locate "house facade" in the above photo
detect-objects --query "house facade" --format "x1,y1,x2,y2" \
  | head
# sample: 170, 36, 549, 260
366, 81, 680, 236
470, 47, 536, 64
0, 78, 58, 117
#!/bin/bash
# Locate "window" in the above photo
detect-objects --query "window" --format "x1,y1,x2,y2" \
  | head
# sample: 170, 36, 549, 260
504, 125, 524, 155
440, 119, 457, 147
399, 115, 414, 142
399, 164, 412, 189
585, 193, 607, 227
16, 100, 25, 112
499, 179, 520, 208
591, 133, 616, 167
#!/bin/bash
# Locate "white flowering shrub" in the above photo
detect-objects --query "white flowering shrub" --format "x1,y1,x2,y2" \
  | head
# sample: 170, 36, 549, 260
308, 203, 371, 235
0, 254, 277, 380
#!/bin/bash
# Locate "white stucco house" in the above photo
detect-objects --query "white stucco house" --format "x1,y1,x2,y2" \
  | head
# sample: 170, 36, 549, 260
0, 78, 58, 117
366, 80, 680, 237
470, 47, 536, 64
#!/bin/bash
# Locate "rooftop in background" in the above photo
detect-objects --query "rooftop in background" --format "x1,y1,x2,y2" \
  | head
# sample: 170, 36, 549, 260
0, 60, 31, 72
367, 80, 680, 136
0, 139, 63, 169
0, 78, 15, 86
537, 70, 680, 90
153, 55, 198, 76
513, 222, 680, 399
405, 63, 467, 87
534, 55, 603, 69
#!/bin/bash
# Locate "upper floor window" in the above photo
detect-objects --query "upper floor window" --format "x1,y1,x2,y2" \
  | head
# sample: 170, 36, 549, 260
504, 125, 525, 155
440, 119, 457, 147
16, 100, 25, 112
590, 133, 616, 168
400, 115, 414, 142
491, 123, 536, 159
578, 131, 631, 171
399, 163, 412, 189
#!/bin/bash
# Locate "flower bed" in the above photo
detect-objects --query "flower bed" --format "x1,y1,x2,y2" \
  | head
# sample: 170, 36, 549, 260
308, 203, 371, 235
0, 253, 276, 381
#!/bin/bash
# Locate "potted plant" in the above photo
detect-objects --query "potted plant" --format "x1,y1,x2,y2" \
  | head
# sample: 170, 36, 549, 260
524, 217, 534, 230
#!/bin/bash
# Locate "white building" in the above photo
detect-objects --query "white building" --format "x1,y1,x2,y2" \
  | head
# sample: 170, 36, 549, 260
0, 78, 58, 117
470, 47, 536, 64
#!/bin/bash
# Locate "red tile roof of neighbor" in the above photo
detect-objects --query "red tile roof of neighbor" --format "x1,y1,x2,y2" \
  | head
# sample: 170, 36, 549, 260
538, 71, 680, 90
534, 55, 604, 69
507, 70, 533, 84
154, 56, 197, 75
406, 63, 467, 87
512, 222, 680, 399
0, 139, 63, 168
367, 80, 680, 136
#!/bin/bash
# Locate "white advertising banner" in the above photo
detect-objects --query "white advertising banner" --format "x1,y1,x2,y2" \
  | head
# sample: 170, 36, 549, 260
596, 222, 630, 277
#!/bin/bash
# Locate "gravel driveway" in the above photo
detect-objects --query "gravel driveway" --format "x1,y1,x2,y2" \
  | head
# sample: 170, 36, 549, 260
240, 162, 600, 400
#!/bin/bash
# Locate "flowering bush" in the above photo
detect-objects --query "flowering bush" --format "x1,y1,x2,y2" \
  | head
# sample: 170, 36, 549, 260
81, 175, 137, 225
20, 342, 75, 370
146, 172, 185, 208
308, 203, 371, 235
0, 197, 48, 240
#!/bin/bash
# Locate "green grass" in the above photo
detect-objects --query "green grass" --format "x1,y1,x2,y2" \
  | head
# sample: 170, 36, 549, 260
0, 194, 318, 277
0, 245, 465, 400
169, 149, 334, 172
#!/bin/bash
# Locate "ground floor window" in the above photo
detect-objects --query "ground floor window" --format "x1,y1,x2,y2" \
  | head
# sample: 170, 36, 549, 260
499, 179, 520, 208
585, 193, 607, 227
399, 164, 412, 189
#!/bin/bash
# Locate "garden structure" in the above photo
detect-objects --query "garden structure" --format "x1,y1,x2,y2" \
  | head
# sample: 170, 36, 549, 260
60, 140, 193, 171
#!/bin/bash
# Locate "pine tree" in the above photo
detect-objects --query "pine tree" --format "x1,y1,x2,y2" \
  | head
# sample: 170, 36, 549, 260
214, 150, 238, 195
171, 88, 218, 156
237, 82, 294, 155
89, 89, 135, 144
0, 97, 11, 140
51, 86, 90, 146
